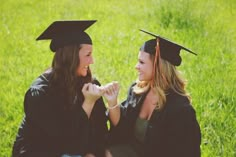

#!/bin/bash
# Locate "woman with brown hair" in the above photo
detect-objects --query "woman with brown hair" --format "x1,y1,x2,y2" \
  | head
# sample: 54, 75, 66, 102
104, 30, 201, 157
12, 20, 108, 157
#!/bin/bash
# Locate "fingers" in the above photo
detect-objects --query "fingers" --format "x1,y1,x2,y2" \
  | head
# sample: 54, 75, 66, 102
82, 83, 90, 93
93, 84, 104, 96
103, 81, 120, 96
112, 81, 120, 93
83, 83, 105, 96
83, 82, 118, 98
97, 85, 106, 95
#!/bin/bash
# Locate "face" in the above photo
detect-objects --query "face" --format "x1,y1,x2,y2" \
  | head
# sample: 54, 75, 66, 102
76, 44, 93, 77
135, 51, 153, 81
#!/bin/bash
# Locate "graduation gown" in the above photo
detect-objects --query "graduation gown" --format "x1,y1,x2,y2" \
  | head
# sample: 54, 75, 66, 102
12, 72, 108, 157
108, 83, 201, 157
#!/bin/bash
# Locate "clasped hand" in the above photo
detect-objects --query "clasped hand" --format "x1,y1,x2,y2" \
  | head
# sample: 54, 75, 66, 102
102, 81, 119, 107
82, 82, 119, 106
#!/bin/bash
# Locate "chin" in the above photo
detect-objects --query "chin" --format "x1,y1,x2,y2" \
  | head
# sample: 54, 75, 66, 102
138, 76, 143, 80
77, 72, 87, 77
81, 73, 87, 77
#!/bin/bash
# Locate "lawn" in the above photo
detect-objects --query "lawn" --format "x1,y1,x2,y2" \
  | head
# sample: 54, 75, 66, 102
0, 0, 235, 156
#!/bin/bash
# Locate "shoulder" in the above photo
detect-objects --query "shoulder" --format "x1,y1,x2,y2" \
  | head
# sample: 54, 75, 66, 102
166, 89, 190, 107
23, 71, 62, 118
164, 91, 196, 118
163, 93, 199, 130
28, 73, 49, 97
24, 72, 51, 110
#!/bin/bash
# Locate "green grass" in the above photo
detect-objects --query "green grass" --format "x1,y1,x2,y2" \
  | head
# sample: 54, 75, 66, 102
0, 0, 235, 156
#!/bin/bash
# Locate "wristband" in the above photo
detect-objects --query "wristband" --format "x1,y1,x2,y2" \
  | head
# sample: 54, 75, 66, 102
107, 103, 120, 110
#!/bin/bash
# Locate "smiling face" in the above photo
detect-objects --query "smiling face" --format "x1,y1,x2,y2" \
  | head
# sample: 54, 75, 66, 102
135, 51, 153, 81
76, 44, 93, 77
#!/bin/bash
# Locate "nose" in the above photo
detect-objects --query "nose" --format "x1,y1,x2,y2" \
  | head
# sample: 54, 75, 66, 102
135, 63, 139, 70
89, 56, 94, 64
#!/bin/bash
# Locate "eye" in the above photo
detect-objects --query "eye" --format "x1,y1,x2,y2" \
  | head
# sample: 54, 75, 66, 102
139, 60, 144, 64
86, 52, 92, 57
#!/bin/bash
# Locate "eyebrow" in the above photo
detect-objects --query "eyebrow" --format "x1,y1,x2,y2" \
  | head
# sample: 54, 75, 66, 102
138, 58, 144, 62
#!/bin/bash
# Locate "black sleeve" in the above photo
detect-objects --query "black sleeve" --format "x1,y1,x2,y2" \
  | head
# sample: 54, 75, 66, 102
88, 79, 109, 156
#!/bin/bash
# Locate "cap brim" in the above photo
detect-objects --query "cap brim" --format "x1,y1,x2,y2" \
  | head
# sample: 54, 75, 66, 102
139, 29, 197, 55
36, 20, 97, 40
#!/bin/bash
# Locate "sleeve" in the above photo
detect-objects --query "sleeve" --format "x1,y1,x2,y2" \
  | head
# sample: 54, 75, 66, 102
165, 106, 201, 157
88, 79, 109, 156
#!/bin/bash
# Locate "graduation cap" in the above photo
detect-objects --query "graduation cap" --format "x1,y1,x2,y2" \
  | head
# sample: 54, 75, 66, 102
140, 29, 197, 66
36, 20, 97, 52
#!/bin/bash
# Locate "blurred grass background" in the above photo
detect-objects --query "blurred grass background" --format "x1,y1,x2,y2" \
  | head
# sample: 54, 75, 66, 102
0, 0, 235, 156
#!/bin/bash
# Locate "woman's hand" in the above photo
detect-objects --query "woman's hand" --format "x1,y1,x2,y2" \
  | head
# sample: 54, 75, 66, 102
82, 83, 105, 118
82, 83, 104, 104
103, 82, 120, 107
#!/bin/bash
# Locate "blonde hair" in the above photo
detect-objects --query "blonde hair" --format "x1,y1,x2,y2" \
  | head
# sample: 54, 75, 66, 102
133, 52, 190, 110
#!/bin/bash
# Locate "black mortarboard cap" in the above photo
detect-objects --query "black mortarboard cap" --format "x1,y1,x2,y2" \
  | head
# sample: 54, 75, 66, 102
140, 29, 197, 66
36, 20, 97, 52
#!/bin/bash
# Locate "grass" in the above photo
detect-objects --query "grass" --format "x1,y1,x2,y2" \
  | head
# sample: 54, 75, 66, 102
0, 0, 235, 156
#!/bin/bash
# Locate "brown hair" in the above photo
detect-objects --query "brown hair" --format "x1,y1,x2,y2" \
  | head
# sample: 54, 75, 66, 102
49, 44, 92, 109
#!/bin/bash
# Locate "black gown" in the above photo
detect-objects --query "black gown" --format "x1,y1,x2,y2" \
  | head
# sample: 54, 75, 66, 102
108, 83, 201, 157
12, 72, 108, 157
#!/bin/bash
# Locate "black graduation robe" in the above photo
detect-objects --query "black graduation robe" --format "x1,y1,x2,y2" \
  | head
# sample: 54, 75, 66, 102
108, 83, 201, 157
12, 72, 108, 157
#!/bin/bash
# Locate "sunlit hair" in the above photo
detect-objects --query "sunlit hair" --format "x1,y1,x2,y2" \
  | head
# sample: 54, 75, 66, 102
50, 44, 92, 109
133, 45, 190, 110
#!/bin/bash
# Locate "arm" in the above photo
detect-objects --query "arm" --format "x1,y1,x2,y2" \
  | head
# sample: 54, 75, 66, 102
103, 82, 120, 126
82, 80, 109, 157
82, 83, 105, 118
107, 105, 121, 126
88, 96, 109, 157
104, 83, 137, 145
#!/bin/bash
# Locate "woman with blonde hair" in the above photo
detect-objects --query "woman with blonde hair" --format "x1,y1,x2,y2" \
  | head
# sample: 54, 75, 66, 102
104, 30, 201, 157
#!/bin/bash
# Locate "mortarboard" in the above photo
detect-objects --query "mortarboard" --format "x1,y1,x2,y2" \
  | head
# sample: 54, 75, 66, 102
36, 20, 97, 52
140, 29, 197, 66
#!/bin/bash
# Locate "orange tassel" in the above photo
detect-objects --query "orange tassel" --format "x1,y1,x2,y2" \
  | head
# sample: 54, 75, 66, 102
151, 39, 160, 88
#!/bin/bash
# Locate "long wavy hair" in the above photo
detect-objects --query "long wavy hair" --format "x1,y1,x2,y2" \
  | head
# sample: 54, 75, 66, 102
49, 44, 92, 109
133, 43, 190, 110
